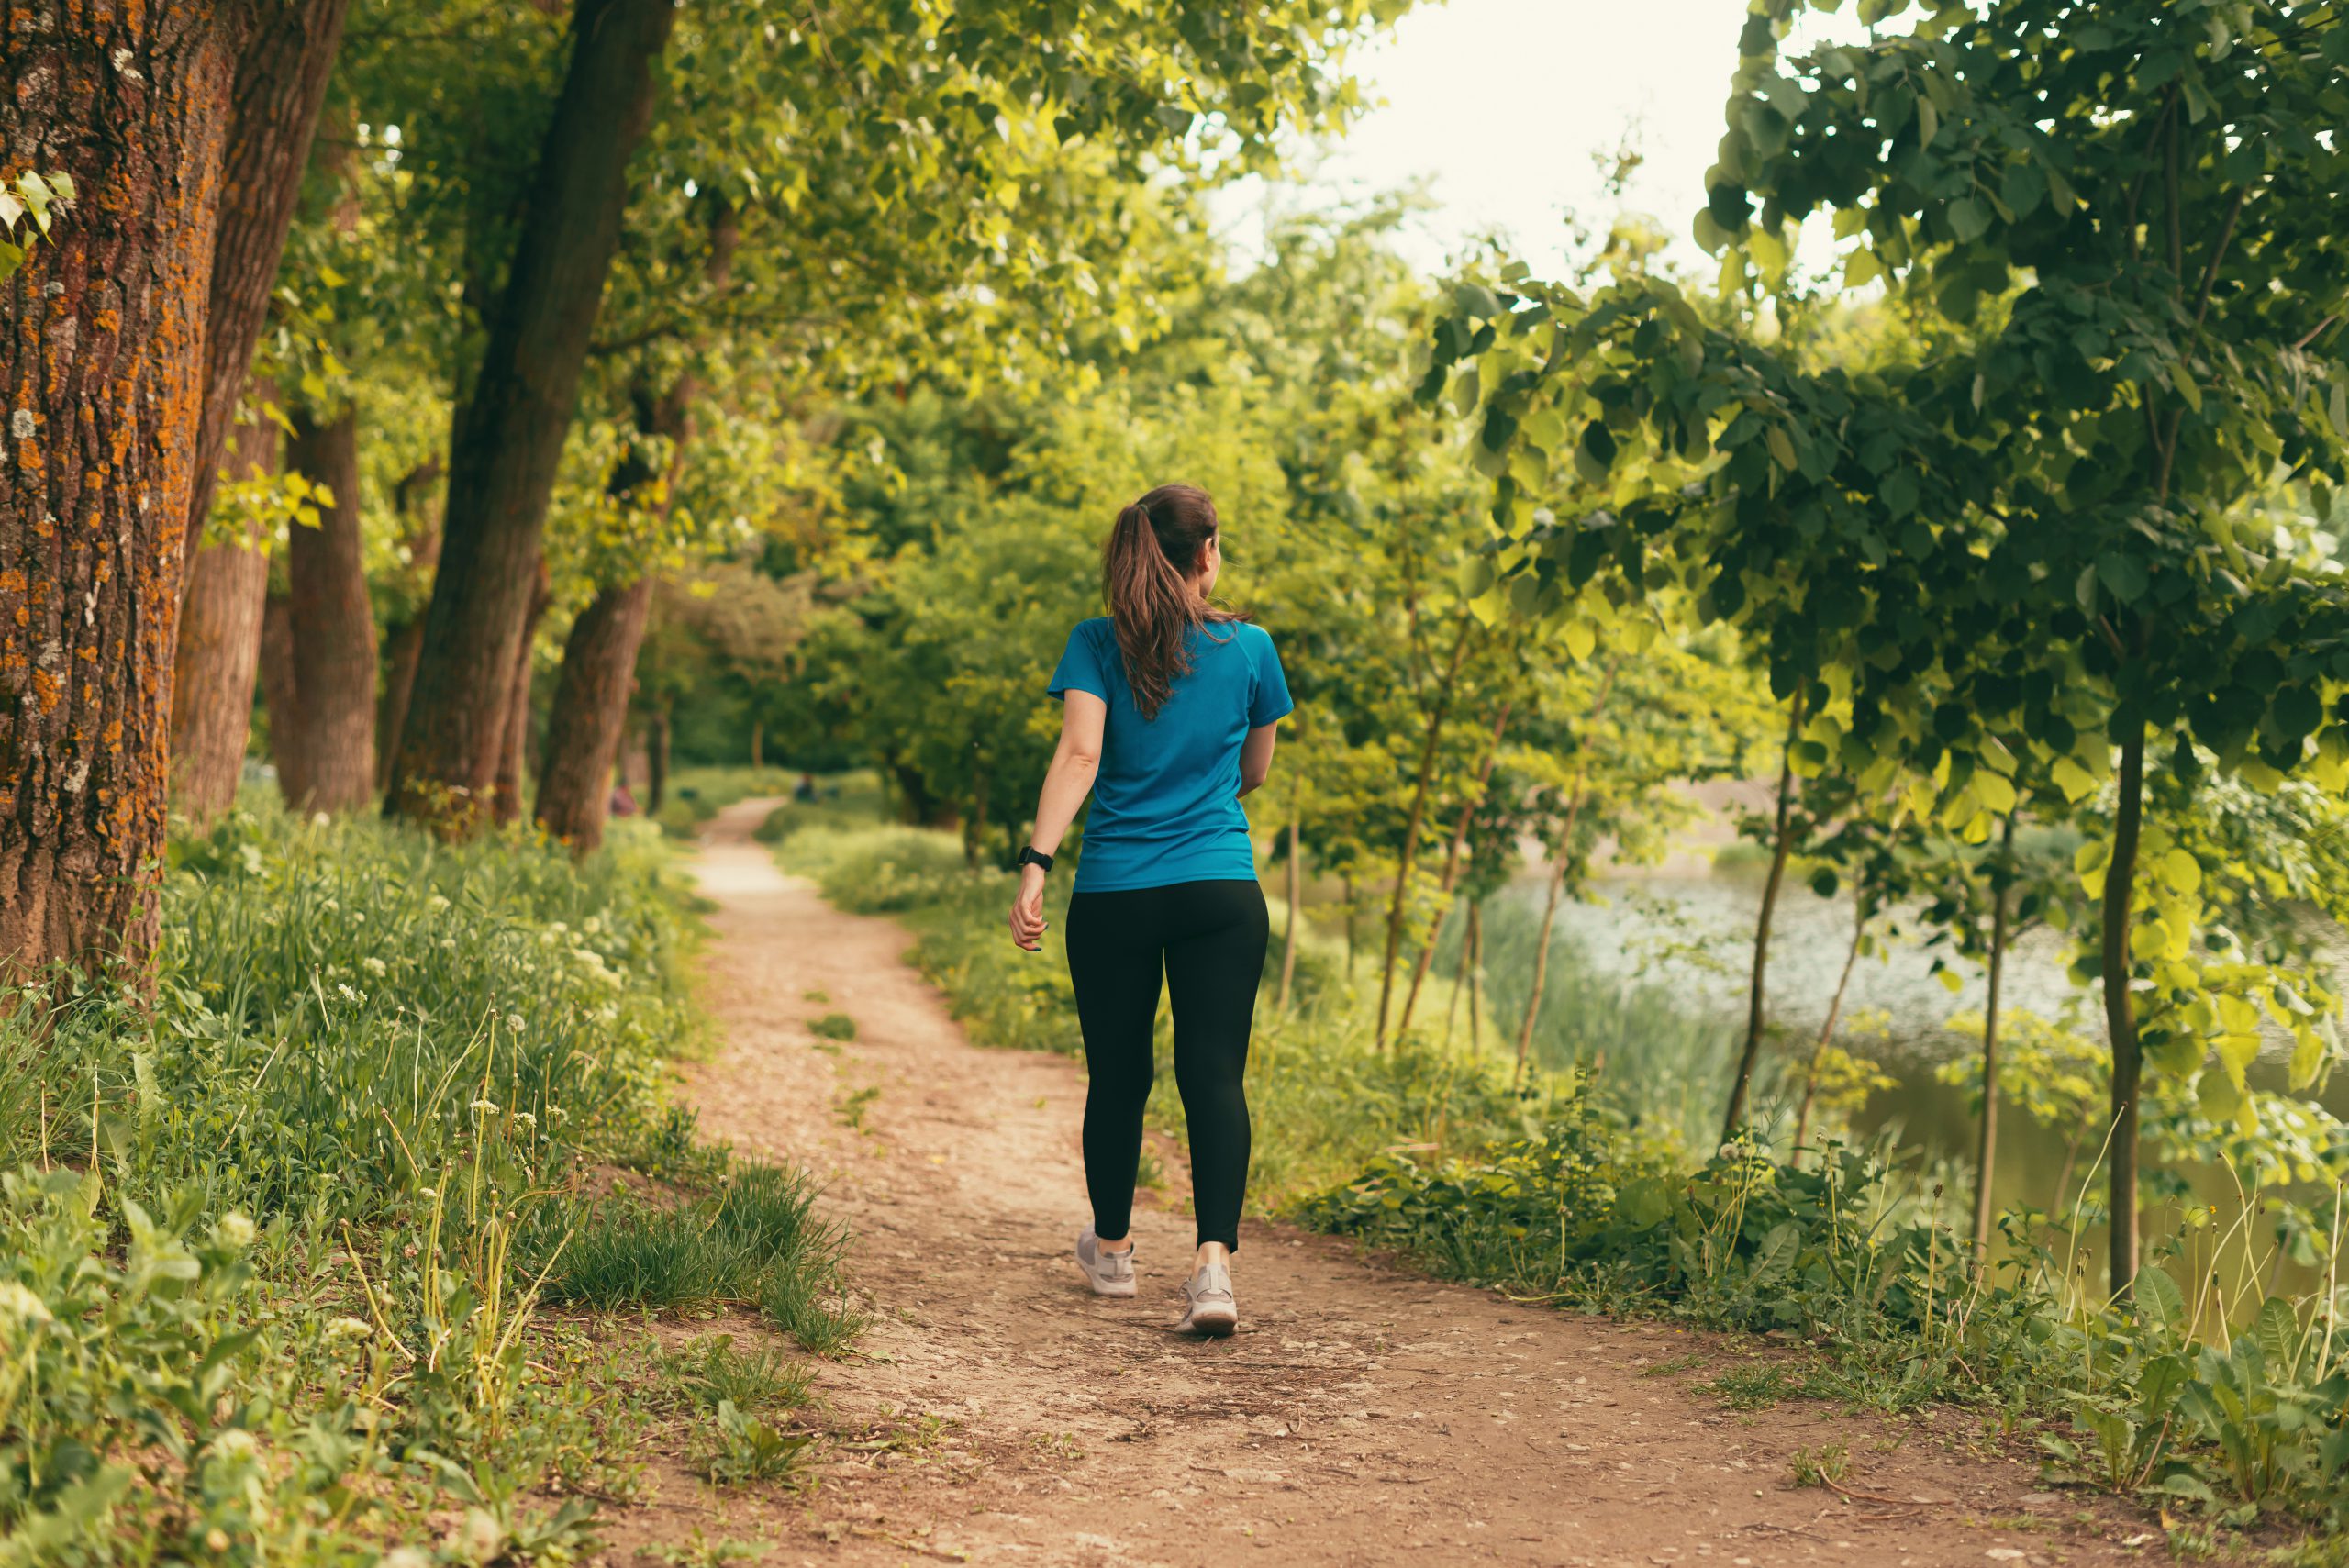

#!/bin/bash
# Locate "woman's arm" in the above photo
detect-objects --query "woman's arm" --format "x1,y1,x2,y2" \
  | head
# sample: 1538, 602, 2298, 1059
1237, 721, 1278, 798
1009, 692, 1108, 951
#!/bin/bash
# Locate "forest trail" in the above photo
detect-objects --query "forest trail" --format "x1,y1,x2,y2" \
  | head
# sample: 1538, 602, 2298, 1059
617, 800, 2145, 1568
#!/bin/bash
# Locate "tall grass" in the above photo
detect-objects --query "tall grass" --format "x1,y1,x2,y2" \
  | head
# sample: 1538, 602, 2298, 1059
0, 802, 838, 1565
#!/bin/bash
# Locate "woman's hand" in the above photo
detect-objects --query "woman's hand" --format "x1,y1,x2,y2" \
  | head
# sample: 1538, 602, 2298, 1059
1008, 863, 1049, 951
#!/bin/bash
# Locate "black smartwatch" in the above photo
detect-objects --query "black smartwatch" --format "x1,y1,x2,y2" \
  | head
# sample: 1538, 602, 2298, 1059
1016, 846, 1054, 873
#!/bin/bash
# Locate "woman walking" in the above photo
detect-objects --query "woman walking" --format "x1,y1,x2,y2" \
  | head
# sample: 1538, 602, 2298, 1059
1008, 484, 1291, 1337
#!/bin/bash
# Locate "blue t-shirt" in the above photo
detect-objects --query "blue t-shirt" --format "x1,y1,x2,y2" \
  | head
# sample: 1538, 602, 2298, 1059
1047, 616, 1293, 892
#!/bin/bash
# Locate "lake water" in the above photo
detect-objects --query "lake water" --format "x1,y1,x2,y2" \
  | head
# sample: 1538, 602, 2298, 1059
1477, 868, 2349, 1293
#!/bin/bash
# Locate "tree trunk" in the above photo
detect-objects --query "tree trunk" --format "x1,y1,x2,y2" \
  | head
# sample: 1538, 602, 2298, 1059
185, 0, 352, 542
645, 706, 671, 814
375, 456, 444, 792
281, 406, 376, 812
170, 395, 281, 826
1792, 893, 1865, 1162
1445, 915, 1471, 1045
493, 562, 553, 826
1377, 614, 1476, 1047
258, 590, 310, 811
534, 578, 655, 851
1342, 876, 1357, 981
1720, 691, 1808, 1143
1398, 701, 1513, 1039
963, 763, 990, 869
0, 6, 248, 978
2103, 727, 2147, 1299
750, 721, 763, 773
1973, 811, 2018, 1280
1277, 802, 1302, 1010
385, 0, 679, 828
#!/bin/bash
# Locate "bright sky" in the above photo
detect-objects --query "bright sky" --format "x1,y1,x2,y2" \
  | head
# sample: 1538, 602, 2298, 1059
1211, 0, 1869, 277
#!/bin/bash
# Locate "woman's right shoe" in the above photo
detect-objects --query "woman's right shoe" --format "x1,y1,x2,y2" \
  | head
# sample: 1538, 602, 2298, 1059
1175, 1261, 1238, 1337
1075, 1226, 1137, 1297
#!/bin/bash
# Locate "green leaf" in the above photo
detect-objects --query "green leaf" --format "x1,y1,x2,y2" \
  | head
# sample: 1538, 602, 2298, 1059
2095, 551, 2148, 604
2135, 1265, 2188, 1341
1947, 195, 1988, 243
47, 170, 74, 204
1765, 424, 1798, 471
2165, 360, 2202, 413
1916, 96, 1939, 148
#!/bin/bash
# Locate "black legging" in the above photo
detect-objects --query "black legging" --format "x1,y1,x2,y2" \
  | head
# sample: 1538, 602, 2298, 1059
1063, 879, 1268, 1252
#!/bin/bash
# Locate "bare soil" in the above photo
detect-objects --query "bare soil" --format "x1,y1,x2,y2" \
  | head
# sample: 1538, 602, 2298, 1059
602, 801, 2155, 1568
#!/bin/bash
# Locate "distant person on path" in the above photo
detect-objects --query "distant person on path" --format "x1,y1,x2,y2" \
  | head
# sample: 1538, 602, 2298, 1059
1008, 484, 1291, 1337
794, 772, 818, 803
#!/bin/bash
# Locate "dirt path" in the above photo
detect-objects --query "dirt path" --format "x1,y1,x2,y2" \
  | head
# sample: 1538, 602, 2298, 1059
612, 801, 2145, 1568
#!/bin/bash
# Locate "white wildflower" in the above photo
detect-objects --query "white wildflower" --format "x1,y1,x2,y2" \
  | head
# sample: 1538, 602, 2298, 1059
311, 811, 330, 828
583, 917, 603, 936
470, 1098, 499, 1118
362, 956, 387, 977
513, 1111, 537, 1131
427, 894, 451, 913
206, 1429, 258, 1460
214, 1212, 256, 1248
382, 1549, 430, 1568
417, 1186, 438, 1201
337, 983, 363, 1004
457, 1510, 503, 1562
326, 1316, 373, 1340
548, 921, 568, 936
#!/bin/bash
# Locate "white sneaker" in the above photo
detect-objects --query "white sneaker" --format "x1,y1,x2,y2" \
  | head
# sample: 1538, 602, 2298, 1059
1075, 1226, 1136, 1297
1176, 1261, 1237, 1337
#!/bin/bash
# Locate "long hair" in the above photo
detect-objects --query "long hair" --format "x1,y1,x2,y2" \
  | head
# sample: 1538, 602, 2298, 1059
1102, 483, 1233, 720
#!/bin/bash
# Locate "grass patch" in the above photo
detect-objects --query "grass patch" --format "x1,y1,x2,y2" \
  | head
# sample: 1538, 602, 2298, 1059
0, 801, 842, 1562
808, 1012, 858, 1041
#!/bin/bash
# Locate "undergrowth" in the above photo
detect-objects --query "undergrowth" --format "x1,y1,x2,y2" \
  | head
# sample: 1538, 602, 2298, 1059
0, 804, 848, 1564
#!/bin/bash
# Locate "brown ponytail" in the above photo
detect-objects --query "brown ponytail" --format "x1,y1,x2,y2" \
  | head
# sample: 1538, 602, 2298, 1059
1102, 483, 1234, 720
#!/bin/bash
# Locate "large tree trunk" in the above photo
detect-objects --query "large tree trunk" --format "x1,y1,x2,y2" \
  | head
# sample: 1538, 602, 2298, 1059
0, 7, 246, 978
170, 395, 281, 826
1720, 692, 1808, 1142
534, 578, 655, 851
282, 406, 376, 811
1376, 614, 1476, 1048
493, 562, 552, 826
385, 0, 679, 829
533, 369, 694, 847
1973, 811, 2018, 1280
375, 457, 444, 792
2103, 728, 2147, 1299
185, 0, 352, 540
258, 589, 310, 810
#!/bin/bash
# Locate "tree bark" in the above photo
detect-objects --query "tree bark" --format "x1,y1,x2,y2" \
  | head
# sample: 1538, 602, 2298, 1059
2103, 727, 2147, 1299
534, 578, 655, 851
1792, 892, 1865, 1162
258, 590, 309, 810
385, 0, 678, 828
282, 405, 375, 811
185, 0, 351, 542
0, 6, 248, 978
1720, 691, 1808, 1143
1398, 701, 1513, 1039
1377, 613, 1476, 1047
1278, 803, 1302, 1010
375, 456, 444, 792
170, 395, 281, 826
645, 706, 671, 814
493, 561, 552, 826
1973, 811, 2018, 1280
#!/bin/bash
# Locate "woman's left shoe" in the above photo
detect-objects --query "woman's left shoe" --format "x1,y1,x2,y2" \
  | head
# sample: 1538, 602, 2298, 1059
1175, 1261, 1238, 1337
1074, 1226, 1137, 1297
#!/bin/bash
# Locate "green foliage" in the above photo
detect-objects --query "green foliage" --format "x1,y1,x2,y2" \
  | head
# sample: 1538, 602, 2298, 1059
0, 804, 823, 1561
0, 168, 72, 283
807, 1013, 857, 1042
